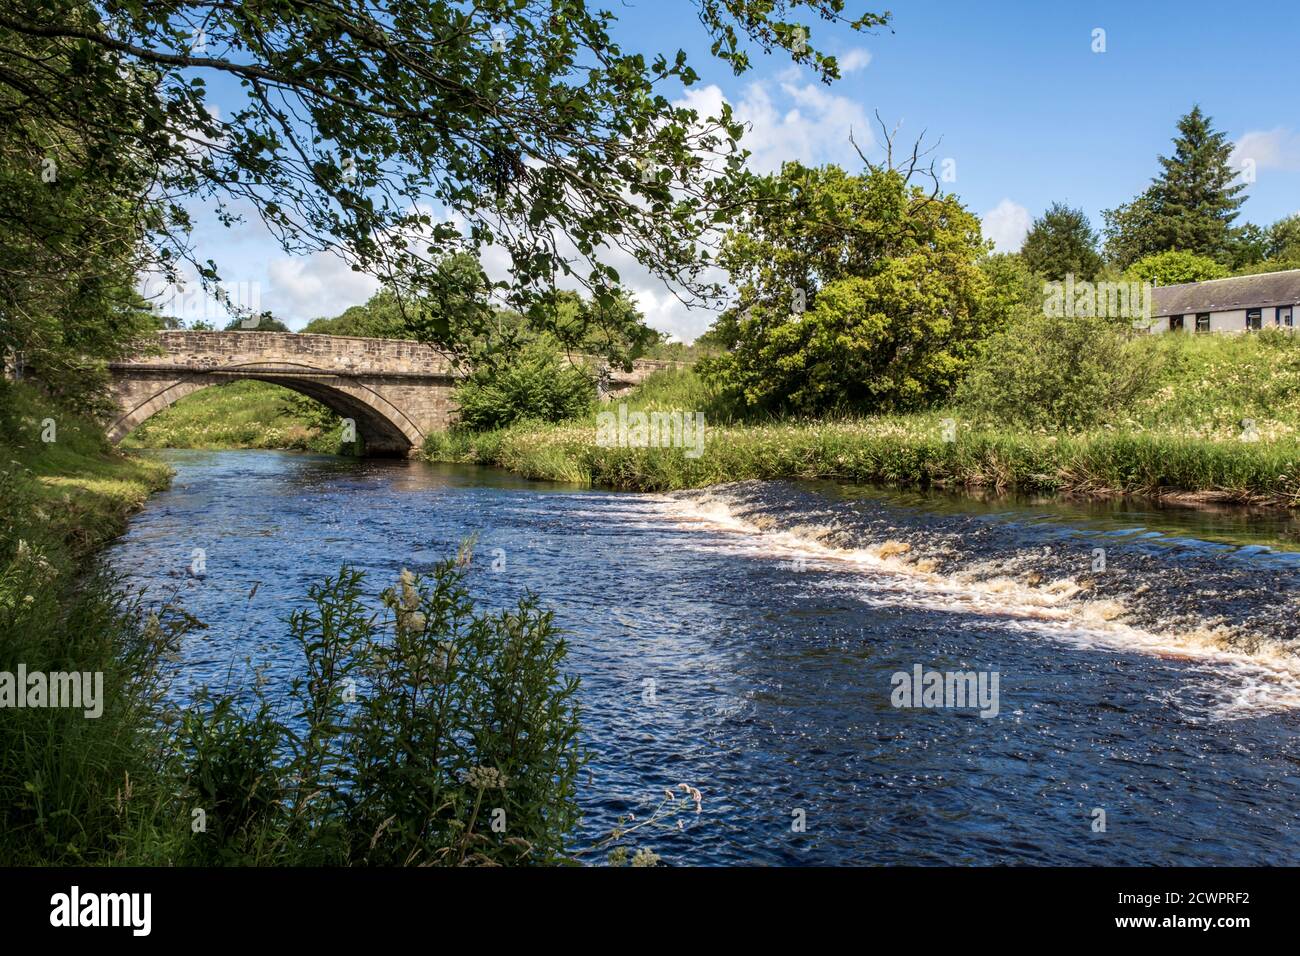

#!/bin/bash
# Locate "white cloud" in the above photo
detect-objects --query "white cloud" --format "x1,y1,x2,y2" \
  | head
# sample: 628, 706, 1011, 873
675, 77, 873, 175
839, 48, 872, 73
982, 199, 1031, 253
265, 251, 381, 325
1231, 128, 1300, 173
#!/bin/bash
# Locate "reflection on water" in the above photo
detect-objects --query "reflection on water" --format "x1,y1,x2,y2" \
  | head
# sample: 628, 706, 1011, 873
103, 450, 1300, 865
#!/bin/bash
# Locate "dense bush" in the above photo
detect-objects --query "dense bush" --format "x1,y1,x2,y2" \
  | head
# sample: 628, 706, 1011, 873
955, 314, 1163, 432
453, 343, 596, 431
1125, 249, 1227, 286
180, 555, 585, 866
699, 162, 997, 416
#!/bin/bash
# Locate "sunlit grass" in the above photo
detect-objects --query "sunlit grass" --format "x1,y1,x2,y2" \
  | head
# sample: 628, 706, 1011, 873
426, 345, 1300, 506
123, 379, 342, 453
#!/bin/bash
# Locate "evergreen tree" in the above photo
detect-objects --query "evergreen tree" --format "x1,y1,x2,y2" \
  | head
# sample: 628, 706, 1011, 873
1103, 106, 1246, 267
1269, 214, 1300, 260
1020, 202, 1102, 279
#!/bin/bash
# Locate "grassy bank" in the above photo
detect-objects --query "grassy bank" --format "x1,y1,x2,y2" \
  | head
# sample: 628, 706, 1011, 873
1, 381, 183, 863
425, 334, 1300, 506
123, 380, 346, 454
1, 381, 173, 570
2, 381, 590, 865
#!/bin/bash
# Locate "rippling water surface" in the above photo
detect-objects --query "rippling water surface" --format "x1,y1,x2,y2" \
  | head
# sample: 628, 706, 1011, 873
103, 450, 1300, 865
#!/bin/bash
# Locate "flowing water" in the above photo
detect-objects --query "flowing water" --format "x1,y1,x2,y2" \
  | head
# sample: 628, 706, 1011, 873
103, 449, 1300, 865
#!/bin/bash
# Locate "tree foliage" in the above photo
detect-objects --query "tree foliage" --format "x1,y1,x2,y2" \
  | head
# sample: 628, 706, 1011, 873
0, 9, 158, 404
1020, 202, 1102, 280
700, 150, 996, 415
1125, 250, 1228, 287
453, 341, 596, 431
1102, 106, 1246, 267
0, 0, 889, 371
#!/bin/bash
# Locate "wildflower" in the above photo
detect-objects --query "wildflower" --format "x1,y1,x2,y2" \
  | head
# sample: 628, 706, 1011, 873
398, 568, 419, 611
630, 848, 660, 867
677, 783, 703, 813
462, 766, 507, 790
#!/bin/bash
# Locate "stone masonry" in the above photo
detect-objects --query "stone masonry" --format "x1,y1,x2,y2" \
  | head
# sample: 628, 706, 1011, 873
106, 331, 683, 457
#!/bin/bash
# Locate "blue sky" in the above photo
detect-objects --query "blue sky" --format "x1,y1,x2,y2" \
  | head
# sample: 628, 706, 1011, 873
172, 0, 1300, 340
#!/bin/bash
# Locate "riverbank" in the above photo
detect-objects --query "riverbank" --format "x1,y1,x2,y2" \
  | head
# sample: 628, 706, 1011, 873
3, 385, 589, 866
424, 416, 1300, 505
2, 382, 173, 568
423, 353, 1300, 506
1, 382, 182, 864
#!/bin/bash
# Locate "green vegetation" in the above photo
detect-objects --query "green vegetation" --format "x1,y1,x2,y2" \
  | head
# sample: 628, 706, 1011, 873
1125, 250, 1228, 286
453, 343, 597, 431
1102, 105, 1246, 268
700, 158, 998, 416
123, 381, 347, 454
2, 382, 587, 864
1020, 202, 1103, 280
181, 557, 584, 866
0, 382, 179, 864
956, 315, 1164, 432
427, 335, 1300, 505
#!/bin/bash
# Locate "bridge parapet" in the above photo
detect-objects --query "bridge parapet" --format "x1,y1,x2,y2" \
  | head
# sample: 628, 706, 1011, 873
121, 331, 458, 378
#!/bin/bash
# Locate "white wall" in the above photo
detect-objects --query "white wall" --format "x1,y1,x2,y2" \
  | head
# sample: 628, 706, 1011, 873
1148, 305, 1298, 333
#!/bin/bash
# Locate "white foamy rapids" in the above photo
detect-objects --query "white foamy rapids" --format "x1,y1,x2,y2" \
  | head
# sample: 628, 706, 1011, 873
650, 492, 1300, 721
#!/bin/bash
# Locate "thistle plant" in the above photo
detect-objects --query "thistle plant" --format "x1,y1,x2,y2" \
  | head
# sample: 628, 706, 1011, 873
179, 549, 585, 866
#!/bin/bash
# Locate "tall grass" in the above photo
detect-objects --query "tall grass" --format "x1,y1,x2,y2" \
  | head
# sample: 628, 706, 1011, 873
426, 343, 1300, 506
0, 382, 185, 863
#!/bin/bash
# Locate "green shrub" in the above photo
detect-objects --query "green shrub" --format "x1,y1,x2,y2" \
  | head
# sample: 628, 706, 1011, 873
1125, 250, 1228, 286
179, 554, 585, 866
453, 343, 596, 431
956, 314, 1163, 432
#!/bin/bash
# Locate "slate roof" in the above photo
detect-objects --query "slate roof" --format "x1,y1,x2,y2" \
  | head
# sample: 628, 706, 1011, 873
1152, 269, 1300, 316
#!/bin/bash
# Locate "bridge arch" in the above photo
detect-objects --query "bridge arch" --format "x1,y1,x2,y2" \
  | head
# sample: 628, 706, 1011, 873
107, 368, 424, 456
103, 330, 680, 457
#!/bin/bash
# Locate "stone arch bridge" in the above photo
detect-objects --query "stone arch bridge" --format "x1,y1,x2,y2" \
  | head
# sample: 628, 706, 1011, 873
107, 331, 679, 456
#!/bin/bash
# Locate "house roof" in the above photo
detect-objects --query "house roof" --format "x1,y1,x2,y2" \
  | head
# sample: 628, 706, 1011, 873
1152, 269, 1300, 316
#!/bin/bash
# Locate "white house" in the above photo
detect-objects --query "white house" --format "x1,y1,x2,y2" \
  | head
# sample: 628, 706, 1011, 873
1145, 269, 1300, 333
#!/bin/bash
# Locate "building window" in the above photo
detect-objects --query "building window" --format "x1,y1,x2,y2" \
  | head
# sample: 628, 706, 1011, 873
1278, 306, 1294, 328
1247, 308, 1263, 330
1195, 313, 1211, 332
1169, 314, 1184, 331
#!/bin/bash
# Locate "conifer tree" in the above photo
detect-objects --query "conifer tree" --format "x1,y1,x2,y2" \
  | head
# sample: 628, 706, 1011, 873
1020, 202, 1102, 279
1103, 106, 1246, 266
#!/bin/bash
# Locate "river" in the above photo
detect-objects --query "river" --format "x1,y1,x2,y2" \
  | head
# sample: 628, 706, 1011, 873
102, 449, 1300, 865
